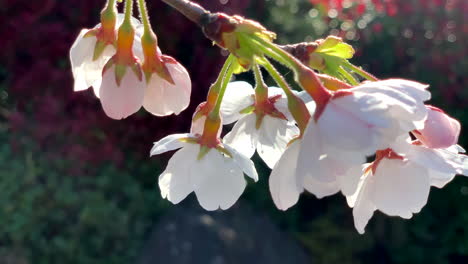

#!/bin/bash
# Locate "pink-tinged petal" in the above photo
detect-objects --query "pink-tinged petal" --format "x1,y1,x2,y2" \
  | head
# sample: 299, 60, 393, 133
269, 140, 303, 210
143, 61, 192, 116
190, 116, 205, 136
158, 146, 195, 204
414, 107, 461, 149
223, 115, 258, 159
150, 133, 192, 156
257, 116, 299, 168
220, 81, 254, 124
192, 148, 246, 211
99, 66, 145, 119
371, 159, 430, 219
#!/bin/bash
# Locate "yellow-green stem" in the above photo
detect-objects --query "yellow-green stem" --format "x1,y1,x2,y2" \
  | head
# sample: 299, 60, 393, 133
210, 59, 235, 118
124, 0, 133, 24
343, 61, 379, 81
252, 63, 268, 102
261, 59, 295, 100
337, 67, 359, 86
137, 0, 153, 36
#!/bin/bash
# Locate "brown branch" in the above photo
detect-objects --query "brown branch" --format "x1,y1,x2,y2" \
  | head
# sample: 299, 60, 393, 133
160, 0, 210, 25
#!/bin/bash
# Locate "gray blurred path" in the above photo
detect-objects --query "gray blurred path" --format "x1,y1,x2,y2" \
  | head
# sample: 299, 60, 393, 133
138, 200, 310, 264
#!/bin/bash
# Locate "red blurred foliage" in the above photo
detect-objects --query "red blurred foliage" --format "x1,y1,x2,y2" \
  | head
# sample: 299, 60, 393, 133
0, 0, 251, 173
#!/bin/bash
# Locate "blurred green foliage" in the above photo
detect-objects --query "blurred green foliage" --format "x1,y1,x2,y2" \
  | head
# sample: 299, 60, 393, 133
0, 134, 168, 264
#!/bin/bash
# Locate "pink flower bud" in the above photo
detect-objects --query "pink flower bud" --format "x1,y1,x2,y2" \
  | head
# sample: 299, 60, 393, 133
414, 106, 461, 148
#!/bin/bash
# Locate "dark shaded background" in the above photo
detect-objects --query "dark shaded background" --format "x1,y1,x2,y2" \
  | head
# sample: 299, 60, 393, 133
0, 0, 467, 263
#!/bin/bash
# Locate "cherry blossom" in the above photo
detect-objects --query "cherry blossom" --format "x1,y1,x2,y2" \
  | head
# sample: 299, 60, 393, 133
347, 138, 468, 234
150, 133, 258, 210
221, 81, 312, 168
269, 79, 431, 210
99, 64, 146, 119
296, 79, 431, 197
142, 59, 191, 116
70, 14, 142, 97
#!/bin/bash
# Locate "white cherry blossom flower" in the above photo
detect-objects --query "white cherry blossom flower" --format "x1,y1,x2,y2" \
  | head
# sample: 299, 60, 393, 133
132, 23, 192, 117
99, 65, 146, 119
296, 79, 431, 199
70, 14, 142, 97
221, 81, 311, 168
142, 58, 191, 116
347, 139, 468, 234
150, 133, 258, 211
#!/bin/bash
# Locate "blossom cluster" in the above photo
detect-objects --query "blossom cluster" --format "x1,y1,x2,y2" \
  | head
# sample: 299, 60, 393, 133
70, 0, 467, 234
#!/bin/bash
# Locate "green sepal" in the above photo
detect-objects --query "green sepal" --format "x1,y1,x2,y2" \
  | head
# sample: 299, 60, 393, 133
156, 63, 175, 85
93, 41, 109, 61
102, 58, 115, 75
131, 63, 143, 82
114, 64, 128, 86
231, 57, 248, 74
216, 145, 233, 159
179, 137, 198, 144
84, 29, 98, 38
239, 105, 255, 115
197, 145, 211, 161
255, 113, 265, 130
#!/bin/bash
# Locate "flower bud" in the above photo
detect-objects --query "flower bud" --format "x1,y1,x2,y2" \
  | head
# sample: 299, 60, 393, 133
413, 106, 461, 148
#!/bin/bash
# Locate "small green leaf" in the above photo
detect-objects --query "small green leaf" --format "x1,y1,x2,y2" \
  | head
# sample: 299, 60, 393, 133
315, 36, 355, 59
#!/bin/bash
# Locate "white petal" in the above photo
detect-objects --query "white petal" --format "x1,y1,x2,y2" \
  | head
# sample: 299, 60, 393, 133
433, 148, 468, 175
192, 148, 246, 211
302, 174, 340, 199
405, 144, 459, 175
220, 81, 254, 124
371, 159, 430, 218
269, 140, 302, 210
143, 61, 191, 116
354, 79, 430, 102
158, 146, 195, 204
273, 89, 314, 122
347, 172, 376, 234
297, 121, 365, 187
429, 170, 456, 188
318, 94, 390, 155
69, 31, 116, 95
99, 66, 145, 119
223, 115, 258, 159
257, 116, 299, 168
352, 80, 429, 130
150, 133, 192, 156
337, 164, 365, 196
224, 144, 258, 181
